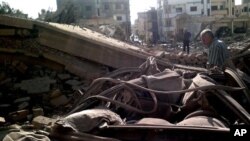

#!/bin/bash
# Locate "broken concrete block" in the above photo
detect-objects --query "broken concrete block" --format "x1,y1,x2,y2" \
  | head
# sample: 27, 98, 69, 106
0, 117, 5, 126
50, 71, 57, 78
12, 60, 19, 67
14, 77, 56, 94
14, 97, 31, 103
155, 51, 165, 58
177, 52, 184, 57
17, 102, 29, 110
9, 110, 29, 121
57, 73, 71, 80
0, 78, 12, 86
32, 116, 57, 129
50, 95, 69, 107
0, 104, 12, 115
72, 85, 81, 91
16, 62, 28, 73
65, 79, 81, 86
50, 89, 62, 98
32, 108, 44, 117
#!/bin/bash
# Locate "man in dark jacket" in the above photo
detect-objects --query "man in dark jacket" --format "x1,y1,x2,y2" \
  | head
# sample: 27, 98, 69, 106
183, 30, 191, 54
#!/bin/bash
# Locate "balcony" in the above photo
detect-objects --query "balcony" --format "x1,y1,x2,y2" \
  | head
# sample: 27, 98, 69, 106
211, 10, 227, 16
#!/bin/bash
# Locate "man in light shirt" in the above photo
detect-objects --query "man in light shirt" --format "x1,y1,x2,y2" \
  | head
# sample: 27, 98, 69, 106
200, 29, 232, 70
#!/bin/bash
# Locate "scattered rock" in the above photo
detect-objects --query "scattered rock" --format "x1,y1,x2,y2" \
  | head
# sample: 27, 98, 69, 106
9, 110, 29, 121
32, 108, 44, 117
50, 95, 69, 107
32, 116, 57, 129
57, 73, 71, 80
14, 77, 56, 94
50, 89, 62, 98
14, 97, 31, 103
65, 79, 81, 86
0, 116, 5, 125
17, 102, 29, 110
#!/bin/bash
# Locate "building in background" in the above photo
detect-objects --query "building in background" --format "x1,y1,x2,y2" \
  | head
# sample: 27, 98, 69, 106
156, 0, 250, 41
56, 0, 131, 40
133, 8, 158, 44
157, 0, 211, 41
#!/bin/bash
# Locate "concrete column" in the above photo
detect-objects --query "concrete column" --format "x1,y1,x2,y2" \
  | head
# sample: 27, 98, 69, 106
231, 20, 234, 34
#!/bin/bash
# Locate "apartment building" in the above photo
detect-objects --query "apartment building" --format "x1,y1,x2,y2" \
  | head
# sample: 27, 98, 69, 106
235, 0, 250, 17
157, 0, 211, 41
56, 0, 131, 39
157, 0, 240, 41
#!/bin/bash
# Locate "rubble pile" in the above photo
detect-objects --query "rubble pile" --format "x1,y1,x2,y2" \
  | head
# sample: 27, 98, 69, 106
0, 16, 249, 140
228, 38, 250, 55
147, 48, 208, 67
147, 36, 250, 68
0, 59, 90, 127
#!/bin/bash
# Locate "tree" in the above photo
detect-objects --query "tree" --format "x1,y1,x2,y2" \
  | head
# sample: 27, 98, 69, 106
0, 2, 27, 18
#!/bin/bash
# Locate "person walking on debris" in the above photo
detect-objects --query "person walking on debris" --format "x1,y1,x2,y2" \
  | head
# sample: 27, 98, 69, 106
200, 29, 233, 70
183, 29, 191, 54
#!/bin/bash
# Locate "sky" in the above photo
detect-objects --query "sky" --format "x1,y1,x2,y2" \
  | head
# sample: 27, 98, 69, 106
0, 0, 157, 23
0, 0, 242, 23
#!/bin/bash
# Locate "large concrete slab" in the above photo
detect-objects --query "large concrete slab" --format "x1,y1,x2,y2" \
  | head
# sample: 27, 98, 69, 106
0, 15, 34, 29
0, 15, 206, 72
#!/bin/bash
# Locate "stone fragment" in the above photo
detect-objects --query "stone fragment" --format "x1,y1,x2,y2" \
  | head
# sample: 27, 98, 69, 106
57, 73, 71, 80
32, 116, 57, 129
14, 77, 56, 94
0, 117, 5, 124
50, 89, 62, 98
50, 95, 69, 107
32, 108, 44, 117
12, 60, 19, 67
9, 110, 29, 121
16, 62, 28, 73
155, 51, 165, 58
65, 79, 81, 86
17, 102, 29, 110
14, 97, 31, 103
0, 78, 12, 86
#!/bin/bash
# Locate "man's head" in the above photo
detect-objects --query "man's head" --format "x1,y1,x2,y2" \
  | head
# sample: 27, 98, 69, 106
200, 29, 214, 46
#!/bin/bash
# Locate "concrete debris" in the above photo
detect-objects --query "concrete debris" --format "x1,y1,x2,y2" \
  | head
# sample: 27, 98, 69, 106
0, 15, 250, 141
50, 89, 62, 98
17, 102, 29, 110
57, 74, 71, 81
0, 116, 5, 124
0, 58, 89, 128
32, 116, 57, 129
14, 97, 31, 103
65, 79, 82, 86
14, 77, 56, 94
32, 108, 44, 117
50, 95, 69, 107
8, 110, 29, 121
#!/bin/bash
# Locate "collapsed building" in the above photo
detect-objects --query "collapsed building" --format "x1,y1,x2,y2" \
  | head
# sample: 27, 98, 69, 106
0, 15, 250, 141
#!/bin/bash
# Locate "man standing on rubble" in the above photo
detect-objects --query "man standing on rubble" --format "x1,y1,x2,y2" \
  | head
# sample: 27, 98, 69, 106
200, 29, 232, 70
183, 29, 191, 54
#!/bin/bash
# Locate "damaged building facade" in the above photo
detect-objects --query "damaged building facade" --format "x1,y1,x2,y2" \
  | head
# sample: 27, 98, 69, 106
133, 8, 159, 44
156, 0, 250, 41
56, 0, 131, 40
